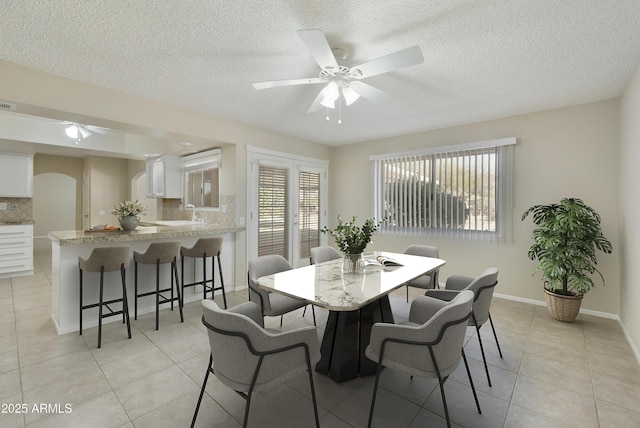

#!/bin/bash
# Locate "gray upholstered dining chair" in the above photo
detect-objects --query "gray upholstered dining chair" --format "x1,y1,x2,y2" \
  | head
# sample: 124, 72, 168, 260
191, 300, 320, 428
247, 254, 314, 326
366, 290, 480, 428
309, 245, 342, 265
425, 267, 502, 387
403, 244, 440, 301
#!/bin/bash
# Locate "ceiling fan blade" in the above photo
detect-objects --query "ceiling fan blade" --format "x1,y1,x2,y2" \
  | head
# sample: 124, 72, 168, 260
351, 45, 424, 79
86, 125, 109, 134
307, 86, 328, 113
350, 81, 392, 103
78, 127, 92, 139
253, 77, 324, 90
297, 29, 339, 71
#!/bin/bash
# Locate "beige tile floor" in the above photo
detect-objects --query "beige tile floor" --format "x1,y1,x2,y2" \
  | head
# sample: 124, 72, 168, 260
1, 239, 640, 427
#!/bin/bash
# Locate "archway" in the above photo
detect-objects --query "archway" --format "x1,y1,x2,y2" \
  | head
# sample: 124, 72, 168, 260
33, 173, 76, 237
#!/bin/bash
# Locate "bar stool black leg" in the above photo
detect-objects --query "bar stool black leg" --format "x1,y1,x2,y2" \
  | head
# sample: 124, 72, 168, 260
173, 258, 184, 322
98, 266, 104, 348
217, 254, 227, 309
203, 253, 208, 300
79, 269, 83, 336
134, 261, 138, 320
121, 264, 132, 339
181, 254, 186, 300
155, 259, 160, 330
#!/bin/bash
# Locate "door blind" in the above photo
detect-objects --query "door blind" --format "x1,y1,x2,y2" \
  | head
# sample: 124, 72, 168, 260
298, 170, 320, 260
258, 165, 289, 257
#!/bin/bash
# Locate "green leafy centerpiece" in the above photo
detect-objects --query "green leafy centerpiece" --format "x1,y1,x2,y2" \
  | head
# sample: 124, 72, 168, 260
322, 216, 379, 273
111, 200, 147, 231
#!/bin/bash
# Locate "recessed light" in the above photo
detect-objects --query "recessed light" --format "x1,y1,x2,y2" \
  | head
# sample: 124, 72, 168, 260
178, 141, 193, 146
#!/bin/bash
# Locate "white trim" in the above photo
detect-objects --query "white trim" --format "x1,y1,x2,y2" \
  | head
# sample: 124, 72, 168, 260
247, 145, 329, 165
494, 293, 619, 319
369, 137, 516, 161
619, 319, 640, 366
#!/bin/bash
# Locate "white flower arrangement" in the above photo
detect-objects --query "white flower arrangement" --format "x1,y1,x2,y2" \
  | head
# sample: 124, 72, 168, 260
111, 200, 147, 217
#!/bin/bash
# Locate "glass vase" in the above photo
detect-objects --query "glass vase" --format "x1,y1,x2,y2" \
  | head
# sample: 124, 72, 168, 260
342, 253, 364, 274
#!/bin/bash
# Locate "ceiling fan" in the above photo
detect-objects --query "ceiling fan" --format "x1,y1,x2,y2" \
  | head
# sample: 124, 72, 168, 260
252, 29, 424, 114
60, 121, 109, 143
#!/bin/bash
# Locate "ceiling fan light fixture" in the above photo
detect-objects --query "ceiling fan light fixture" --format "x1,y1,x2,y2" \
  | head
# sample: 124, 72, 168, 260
65, 123, 92, 140
320, 81, 339, 109
342, 86, 360, 106
65, 124, 78, 139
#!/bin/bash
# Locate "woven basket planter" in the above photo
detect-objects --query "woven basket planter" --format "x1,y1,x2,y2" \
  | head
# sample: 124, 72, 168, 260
544, 288, 583, 322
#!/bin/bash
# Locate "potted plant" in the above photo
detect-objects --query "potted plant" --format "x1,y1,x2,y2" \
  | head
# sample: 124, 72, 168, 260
521, 198, 612, 322
111, 200, 147, 231
322, 216, 379, 273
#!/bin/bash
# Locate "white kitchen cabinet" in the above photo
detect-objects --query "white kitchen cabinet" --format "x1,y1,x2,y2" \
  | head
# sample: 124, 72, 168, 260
146, 155, 182, 198
0, 224, 33, 278
0, 152, 33, 197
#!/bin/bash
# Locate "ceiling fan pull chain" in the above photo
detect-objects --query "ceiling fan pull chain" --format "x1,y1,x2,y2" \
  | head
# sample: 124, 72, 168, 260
338, 95, 342, 124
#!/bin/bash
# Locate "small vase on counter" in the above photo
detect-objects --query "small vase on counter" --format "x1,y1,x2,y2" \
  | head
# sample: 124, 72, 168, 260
118, 215, 139, 231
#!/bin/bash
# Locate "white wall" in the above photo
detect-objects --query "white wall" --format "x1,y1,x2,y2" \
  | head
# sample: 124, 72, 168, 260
620, 62, 640, 357
331, 99, 620, 315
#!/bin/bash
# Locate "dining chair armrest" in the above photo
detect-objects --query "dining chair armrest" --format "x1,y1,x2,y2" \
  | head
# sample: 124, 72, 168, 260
445, 274, 475, 291
228, 301, 264, 328
409, 295, 449, 324
368, 323, 423, 358
424, 289, 460, 302
258, 326, 320, 359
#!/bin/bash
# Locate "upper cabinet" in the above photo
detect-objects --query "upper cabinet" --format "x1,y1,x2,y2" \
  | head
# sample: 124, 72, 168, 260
182, 149, 221, 209
146, 155, 181, 198
0, 152, 33, 197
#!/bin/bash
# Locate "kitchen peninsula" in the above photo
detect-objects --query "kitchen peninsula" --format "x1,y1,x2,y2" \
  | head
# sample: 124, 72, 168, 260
49, 223, 243, 334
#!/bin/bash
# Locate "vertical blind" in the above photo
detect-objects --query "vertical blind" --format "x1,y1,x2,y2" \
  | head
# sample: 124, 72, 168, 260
298, 170, 321, 260
258, 165, 289, 257
372, 140, 514, 242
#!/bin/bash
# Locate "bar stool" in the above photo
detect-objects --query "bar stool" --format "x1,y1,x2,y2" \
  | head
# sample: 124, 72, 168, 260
134, 241, 184, 330
181, 237, 227, 309
78, 246, 132, 349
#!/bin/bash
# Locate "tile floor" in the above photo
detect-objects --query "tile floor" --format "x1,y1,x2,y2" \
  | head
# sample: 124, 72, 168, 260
1, 240, 640, 427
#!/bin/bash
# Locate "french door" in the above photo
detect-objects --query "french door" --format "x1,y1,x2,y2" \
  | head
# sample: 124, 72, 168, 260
248, 148, 328, 267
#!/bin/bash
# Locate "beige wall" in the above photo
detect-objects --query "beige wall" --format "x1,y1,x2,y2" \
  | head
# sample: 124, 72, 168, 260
83, 156, 130, 227
620, 62, 640, 357
331, 99, 620, 315
33, 154, 84, 230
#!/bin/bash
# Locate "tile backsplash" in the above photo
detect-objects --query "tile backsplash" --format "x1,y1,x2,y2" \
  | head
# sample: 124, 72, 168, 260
159, 195, 236, 226
0, 198, 32, 222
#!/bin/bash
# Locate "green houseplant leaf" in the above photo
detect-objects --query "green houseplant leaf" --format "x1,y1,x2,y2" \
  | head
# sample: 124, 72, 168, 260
321, 216, 379, 255
522, 198, 612, 296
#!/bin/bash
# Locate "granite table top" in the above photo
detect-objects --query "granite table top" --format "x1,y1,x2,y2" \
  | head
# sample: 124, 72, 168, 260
48, 223, 244, 246
257, 251, 446, 311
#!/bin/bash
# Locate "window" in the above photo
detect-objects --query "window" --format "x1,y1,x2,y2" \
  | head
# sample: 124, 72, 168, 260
372, 138, 515, 242
182, 149, 221, 209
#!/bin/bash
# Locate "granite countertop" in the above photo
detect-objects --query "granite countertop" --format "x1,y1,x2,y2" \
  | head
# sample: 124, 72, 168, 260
0, 220, 35, 225
48, 223, 244, 246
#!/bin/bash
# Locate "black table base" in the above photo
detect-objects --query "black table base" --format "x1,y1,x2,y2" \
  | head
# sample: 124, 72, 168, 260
315, 295, 394, 383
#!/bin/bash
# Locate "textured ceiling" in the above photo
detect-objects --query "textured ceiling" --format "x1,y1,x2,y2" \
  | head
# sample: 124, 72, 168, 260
1, 0, 640, 146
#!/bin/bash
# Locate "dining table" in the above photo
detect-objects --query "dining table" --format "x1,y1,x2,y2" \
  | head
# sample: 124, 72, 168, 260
256, 251, 446, 382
